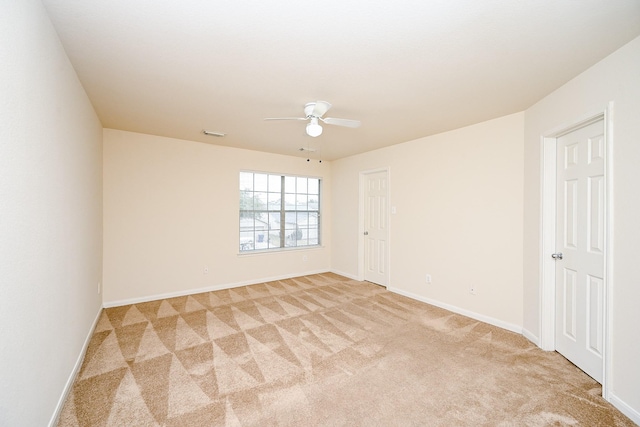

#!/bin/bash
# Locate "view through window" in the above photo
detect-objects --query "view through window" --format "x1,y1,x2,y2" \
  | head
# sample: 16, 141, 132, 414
239, 171, 320, 252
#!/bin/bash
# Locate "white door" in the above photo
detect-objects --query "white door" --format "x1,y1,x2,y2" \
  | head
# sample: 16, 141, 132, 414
555, 119, 605, 383
363, 170, 388, 286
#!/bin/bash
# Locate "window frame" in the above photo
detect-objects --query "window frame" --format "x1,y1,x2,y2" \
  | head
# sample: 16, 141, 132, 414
239, 170, 321, 254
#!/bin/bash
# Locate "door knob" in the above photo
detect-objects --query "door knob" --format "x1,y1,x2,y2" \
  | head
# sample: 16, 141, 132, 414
364, 231, 369, 235
551, 252, 563, 260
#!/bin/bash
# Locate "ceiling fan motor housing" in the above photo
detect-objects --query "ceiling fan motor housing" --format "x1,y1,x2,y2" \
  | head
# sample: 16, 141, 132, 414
304, 101, 332, 118
304, 103, 317, 117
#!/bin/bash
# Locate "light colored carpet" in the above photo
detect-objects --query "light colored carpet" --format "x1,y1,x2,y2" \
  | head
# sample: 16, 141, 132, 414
57, 273, 634, 426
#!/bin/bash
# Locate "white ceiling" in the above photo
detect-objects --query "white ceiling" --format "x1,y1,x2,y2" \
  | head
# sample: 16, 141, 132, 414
41, 0, 640, 161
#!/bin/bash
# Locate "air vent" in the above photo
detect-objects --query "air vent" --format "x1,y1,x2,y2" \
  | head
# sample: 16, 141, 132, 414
203, 130, 226, 137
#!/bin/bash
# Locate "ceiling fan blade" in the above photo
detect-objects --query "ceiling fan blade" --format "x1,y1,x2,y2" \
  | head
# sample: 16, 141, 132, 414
264, 117, 307, 121
311, 101, 332, 118
321, 117, 361, 128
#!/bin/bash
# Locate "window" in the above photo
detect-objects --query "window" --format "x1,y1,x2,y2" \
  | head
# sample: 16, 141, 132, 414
239, 171, 320, 252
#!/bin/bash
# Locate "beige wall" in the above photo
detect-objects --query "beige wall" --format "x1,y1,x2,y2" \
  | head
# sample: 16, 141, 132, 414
103, 129, 332, 304
331, 113, 525, 330
0, 1, 103, 425
524, 36, 640, 420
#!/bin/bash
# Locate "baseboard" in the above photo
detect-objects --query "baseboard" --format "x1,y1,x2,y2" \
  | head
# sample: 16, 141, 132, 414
387, 286, 523, 335
329, 269, 360, 281
522, 328, 540, 347
48, 306, 103, 427
609, 393, 640, 425
103, 269, 330, 308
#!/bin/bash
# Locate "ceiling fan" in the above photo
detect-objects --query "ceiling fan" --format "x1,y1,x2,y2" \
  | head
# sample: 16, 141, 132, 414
264, 101, 361, 137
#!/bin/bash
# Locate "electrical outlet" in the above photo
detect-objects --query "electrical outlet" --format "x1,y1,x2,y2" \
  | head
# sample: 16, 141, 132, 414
303, 255, 308, 262
204, 267, 209, 274
425, 274, 432, 284
470, 285, 476, 295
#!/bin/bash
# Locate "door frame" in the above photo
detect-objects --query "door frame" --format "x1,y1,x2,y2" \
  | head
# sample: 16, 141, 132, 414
539, 103, 614, 399
358, 167, 390, 286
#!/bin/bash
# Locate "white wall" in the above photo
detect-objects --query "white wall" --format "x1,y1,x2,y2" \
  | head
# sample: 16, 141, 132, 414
523, 36, 640, 421
331, 113, 524, 329
0, 1, 103, 426
103, 129, 332, 304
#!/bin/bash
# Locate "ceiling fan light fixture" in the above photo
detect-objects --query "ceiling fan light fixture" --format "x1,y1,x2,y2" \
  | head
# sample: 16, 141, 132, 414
306, 118, 323, 137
